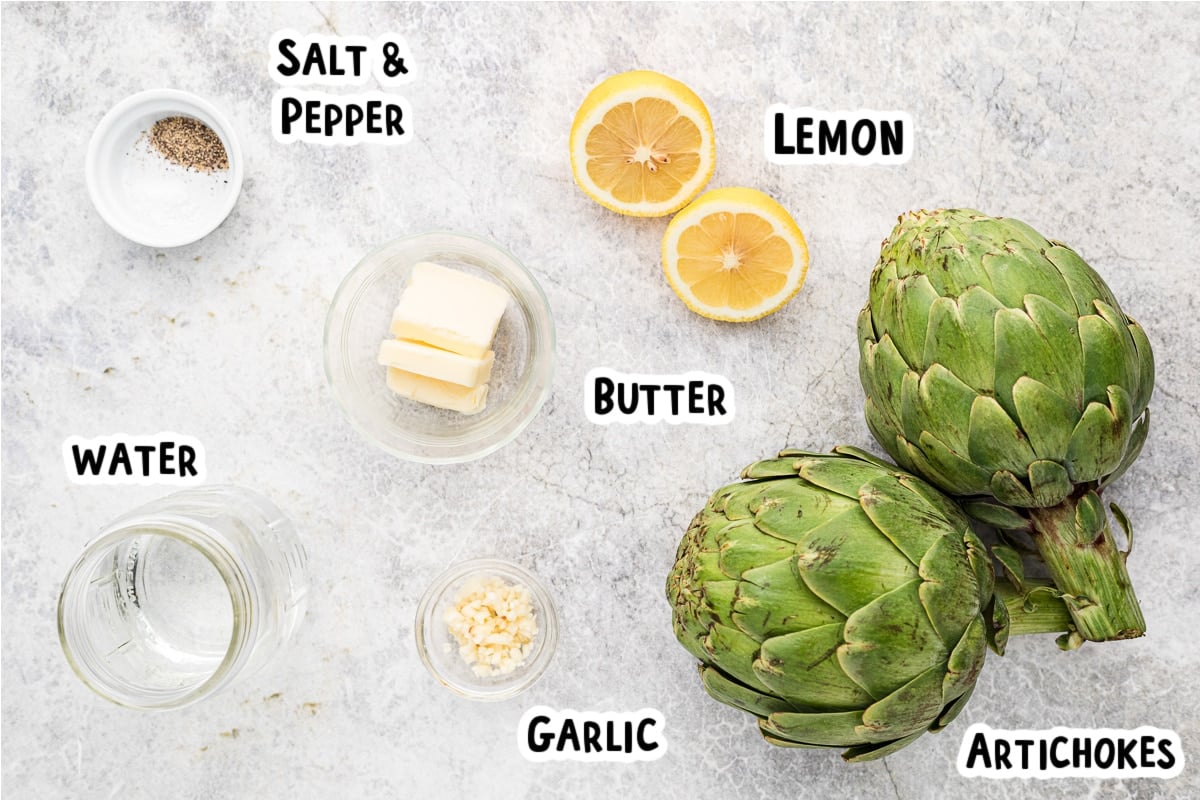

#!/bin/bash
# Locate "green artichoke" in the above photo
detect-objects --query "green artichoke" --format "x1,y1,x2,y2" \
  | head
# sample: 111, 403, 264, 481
858, 209, 1153, 643
667, 447, 999, 761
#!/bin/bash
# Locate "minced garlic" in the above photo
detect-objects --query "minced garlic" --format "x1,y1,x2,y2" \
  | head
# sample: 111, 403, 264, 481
443, 576, 538, 677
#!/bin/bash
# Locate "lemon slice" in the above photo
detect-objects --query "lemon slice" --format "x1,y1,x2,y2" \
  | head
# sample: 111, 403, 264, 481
662, 187, 810, 322
570, 70, 715, 217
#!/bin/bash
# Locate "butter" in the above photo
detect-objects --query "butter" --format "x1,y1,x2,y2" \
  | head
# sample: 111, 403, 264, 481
386, 367, 489, 415
378, 339, 494, 388
390, 262, 509, 359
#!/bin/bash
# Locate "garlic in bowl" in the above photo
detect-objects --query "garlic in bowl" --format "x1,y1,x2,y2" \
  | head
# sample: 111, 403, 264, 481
415, 558, 558, 700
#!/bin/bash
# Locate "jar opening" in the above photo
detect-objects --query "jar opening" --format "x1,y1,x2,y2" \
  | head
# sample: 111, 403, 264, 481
58, 523, 250, 710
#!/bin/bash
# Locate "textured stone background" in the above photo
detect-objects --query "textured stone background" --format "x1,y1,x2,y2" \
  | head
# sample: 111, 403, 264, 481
3, 2, 1198, 798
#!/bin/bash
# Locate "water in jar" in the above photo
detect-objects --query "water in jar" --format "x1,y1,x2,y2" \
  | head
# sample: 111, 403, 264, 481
79, 529, 234, 692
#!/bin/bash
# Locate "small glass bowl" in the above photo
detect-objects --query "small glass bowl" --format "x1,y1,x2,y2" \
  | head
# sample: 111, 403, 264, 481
415, 558, 558, 701
324, 232, 555, 464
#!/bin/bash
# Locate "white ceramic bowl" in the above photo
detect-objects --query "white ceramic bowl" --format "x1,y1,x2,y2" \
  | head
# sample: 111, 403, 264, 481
86, 89, 244, 248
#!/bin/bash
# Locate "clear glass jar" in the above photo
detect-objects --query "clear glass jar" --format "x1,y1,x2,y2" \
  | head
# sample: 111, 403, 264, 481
57, 485, 309, 710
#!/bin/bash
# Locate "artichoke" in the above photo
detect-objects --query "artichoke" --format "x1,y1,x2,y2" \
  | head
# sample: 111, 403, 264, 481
858, 209, 1153, 643
667, 447, 1001, 761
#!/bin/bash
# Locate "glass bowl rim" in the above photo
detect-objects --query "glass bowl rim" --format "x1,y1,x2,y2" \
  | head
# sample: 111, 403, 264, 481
323, 230, 556, 464
414, 556, 559, 701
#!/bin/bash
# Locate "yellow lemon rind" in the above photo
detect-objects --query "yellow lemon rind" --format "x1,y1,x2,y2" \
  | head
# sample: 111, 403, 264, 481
569, 71, 716, 218
662, 187, 810, 323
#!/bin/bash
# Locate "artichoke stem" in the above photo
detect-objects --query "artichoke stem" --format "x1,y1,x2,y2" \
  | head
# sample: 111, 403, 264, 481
994, 582, 1073, 637
1027, 490, 1146, 642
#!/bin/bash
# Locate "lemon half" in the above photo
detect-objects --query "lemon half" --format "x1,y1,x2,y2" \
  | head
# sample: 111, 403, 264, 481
662, 187, 810, 322
570, 70, 716, 217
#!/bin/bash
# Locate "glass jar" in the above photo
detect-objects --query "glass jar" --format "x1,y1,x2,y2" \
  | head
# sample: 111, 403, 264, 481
57, 485, 309, 710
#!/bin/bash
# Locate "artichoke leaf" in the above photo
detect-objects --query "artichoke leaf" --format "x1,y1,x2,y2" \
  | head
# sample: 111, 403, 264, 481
796, 454, 894, 500
1127, 321, 1155, 413
1095, 300, 1139, 362
923, 226, 993, 297
793, 507, 921, 615
840, 580, 947, 698
754, 623, 876, 711
1064, 400, 1126, 482
858, 663, 950, 742
778, 448, 830, 458
989, 593, 1011, 656
991, 544, 1026, 591
953, 286, 1007, 390
1011, 376, 1079, 460
711, 518, 796, 577
922, 296, 993, 396
896, 472, 974, 531
857, 305, 879, 361
702, 580, 740, 629
832, 444, 896, 470
899, 370, 923, 445
915, 363, 977, 455
1022, 294, 1085, 402
760, 733, 830, 750
1106, 384, 1135, 447
732, 557, 843, 639
917, 534, 983, 646
995, 214, 1053, 254
857, 474, 949, 566
980, 251, 1073, 313
751, 480, 860, 543
989, 470, 1036, 506
1101, 408, 1149, 488
916, 431, 993, 495
671, 521, 721, 578
1109, 503, 1133, 554
1027, 460, 1072, 508
993, 306, 1062, 421
964, 529, 995, 605
864, 398, 918, 475
967, 395, 1037, 476
961, 500, 1031, 531
704, 622, 773, 696
700, 665, 796, 718
1079, 312, 1135, 407
671, 614, 714, 663
711, 484, 752, 520
932, 684, 977, 732
1072, 491, 1106, 544
741, 457, 804, 480
760, 710, 871, 747
842, 729, 929, 762
868, 335, 917, 427
1043, 244, 1119, 316
893, 274, 941, 370
941, 615, 989, 701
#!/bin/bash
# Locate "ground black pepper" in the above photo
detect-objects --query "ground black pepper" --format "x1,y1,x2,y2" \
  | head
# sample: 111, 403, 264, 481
148, 116, 229, 173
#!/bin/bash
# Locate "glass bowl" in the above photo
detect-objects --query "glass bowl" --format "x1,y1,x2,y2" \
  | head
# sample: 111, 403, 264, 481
415, 558, 558, 701
324, 232, 555, 463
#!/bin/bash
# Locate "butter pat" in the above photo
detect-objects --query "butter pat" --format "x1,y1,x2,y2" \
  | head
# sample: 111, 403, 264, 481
378, 339, 494, 388
386, 367, 489, 415
390, 262, 509, 358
